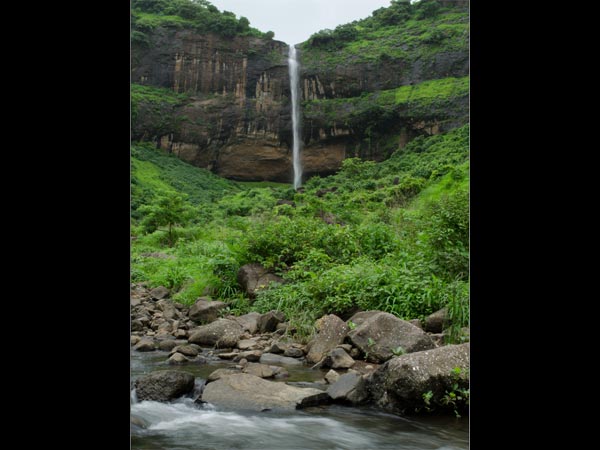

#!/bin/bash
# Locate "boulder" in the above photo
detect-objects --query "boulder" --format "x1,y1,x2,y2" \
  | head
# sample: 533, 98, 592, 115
131, 335, 141, 346
327, 372, 368, 404
158, 339, 178, 352
131, 319, 144, 332
233, 312, 261, 334
201, 373, 330, 411
259, 353, 303, 366
368, 343, 470, 414
206, 368, 241, 383
257, 310, 285, 333
284, 348, 304, 358
347, 312, 435, 363
348, 311, 380, 327
149, 286, 169, 300
236, 350, 262, 362
237, 338, 260, 351
423, 307, 449, 333
237, 263, 284, 299
323, 348, 355, 369
306, 315, 349, 364
242, 362, 276, 378
189, 298, 228, 324
325, 369, 340, 384
168, 353, 189, 364
188, 319, 243, 349
133, 339, 155, 352
135, 370, 195, 402
156, 300, 179, 320
171, 345, 199, 358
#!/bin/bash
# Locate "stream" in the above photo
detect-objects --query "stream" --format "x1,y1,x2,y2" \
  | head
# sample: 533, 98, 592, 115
131, 350, 469, 450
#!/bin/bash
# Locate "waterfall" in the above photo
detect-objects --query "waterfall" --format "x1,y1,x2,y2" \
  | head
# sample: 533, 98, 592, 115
288, 45, 302, 190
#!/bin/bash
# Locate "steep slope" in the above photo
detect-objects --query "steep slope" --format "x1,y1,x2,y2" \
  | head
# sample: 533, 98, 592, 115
131, 0, 469, 183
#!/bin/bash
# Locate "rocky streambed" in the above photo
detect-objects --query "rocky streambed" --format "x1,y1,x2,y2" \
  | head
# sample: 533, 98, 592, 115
131, 282, 469, 449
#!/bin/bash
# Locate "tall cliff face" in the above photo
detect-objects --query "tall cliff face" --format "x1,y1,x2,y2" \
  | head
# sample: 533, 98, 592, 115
131, 3, 469, 183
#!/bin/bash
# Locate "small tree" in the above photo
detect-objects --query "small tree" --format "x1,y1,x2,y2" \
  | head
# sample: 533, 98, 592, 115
138, 190, 194, 246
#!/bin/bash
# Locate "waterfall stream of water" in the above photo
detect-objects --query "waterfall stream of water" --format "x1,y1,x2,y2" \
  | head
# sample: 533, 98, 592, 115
288, 45, 303, 189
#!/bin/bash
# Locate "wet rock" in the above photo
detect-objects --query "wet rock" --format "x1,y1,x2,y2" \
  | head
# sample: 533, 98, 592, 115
149, 286, 169, 300
189, 298, 228, 324
347, 312, 435, 363
242, 362, 276, 378
172, 345, 199, 358
188, 319, 243, 349
131, 319, 144, 332
206, 368, 241, 383
131, 335, 141, 346
201, 373, 330, 411
134, 339, 155, 352
217, 352, 239, 360
237, 338, 260, 350
236, 350, 262, 362
233, 312, 261, 334
168, 352, 189, 364
259, 353, 303, 366
327, 372, 368, 404
267, 341, 288, 354
423, 307, 449, 333
306, 315, 349, 364
369, 343, 470, 414
257, 310, 285, 333
135, 370, 195, 402
158, 339, 178, 352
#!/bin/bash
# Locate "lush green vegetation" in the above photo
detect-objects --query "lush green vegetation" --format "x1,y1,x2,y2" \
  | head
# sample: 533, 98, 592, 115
301, 0, 468, 70
131, 0, 274, 38
131, 84, 190, 139
131, 125, 469, 342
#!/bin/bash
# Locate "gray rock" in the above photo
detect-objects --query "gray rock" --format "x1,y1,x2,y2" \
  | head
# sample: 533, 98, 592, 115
325, 369, 340, 384
409, 319, 423, 330
348, 311, 380, 327
201, 373, 330, 411
259, 353, 303, 366
188, 319, 243, 348
236, 350, 262, 362
168, 352, 189, 364
327, 372, 368, 404
174, 329, 188, 339
206, 368, 241, 383
158, 339, 178, 352
369, 343, 470, 414
133, 339, 155, 352
233, 312, 261, 334
257, 310, 285, 333
237, 338, 260, 350
284, 348, 304, 358
131, 297, 142, 307
172, 345, 199, 358
306, 315, 349, 364
157, 300, 179, 320
267, 341, 288, 354
135, 370, 195, 401
347, 312, 435, 363
323, 348, 355, 369
242, 362, 276, 378
131, 319, 144, 332
149, 286, 169, 300
237, 263, 285, 299
131, 335, 141, 346
423, 307, 449, 333
189, 298, 228, 324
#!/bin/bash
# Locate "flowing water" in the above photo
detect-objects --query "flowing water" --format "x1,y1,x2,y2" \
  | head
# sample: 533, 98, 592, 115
288, 45, 303, 190
131, 350, 469, 450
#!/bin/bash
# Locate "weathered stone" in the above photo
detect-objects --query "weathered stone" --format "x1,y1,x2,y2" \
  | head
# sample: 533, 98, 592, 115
134, 339, 155, 352
189, 298, 228, 324
131, 297, 142, 307
327, 372, 368, 404
237, 264, 285, 299
188, 319, 243, 349
237, 338, 260, 351
172, 345, 199, 358
206, 368, 241, 383
257, 310, 285, 333
174, 329, 188, 339
347, 312, 435, 363
348, 311, 381, 327
236, 350, 262, 362
158, 339, 178, 352
325, 369, 340, 384
168, 352, 189, 364
423, 307, 449, 333
306, 315, 349, 364
323, 348, 355, 369
267, 341, 287, 354
157, 300, 179, 320
131, 319, 144, 332
149, 286, 169, 300
409, 319, 423, 329
135, 370, 195, 402
233, 312, 261, 334
284, 348, 304, 358
201, 373, 330, 411
217, 352, 239, 360
369, 343, 470, 414
131, 335, 141, 346
259, 353, 303, 366
242, 362, 276, 378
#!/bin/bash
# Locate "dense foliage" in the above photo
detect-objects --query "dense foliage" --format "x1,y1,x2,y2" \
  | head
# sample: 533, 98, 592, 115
130, 125, 469, 342
131, 0, 274, 39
